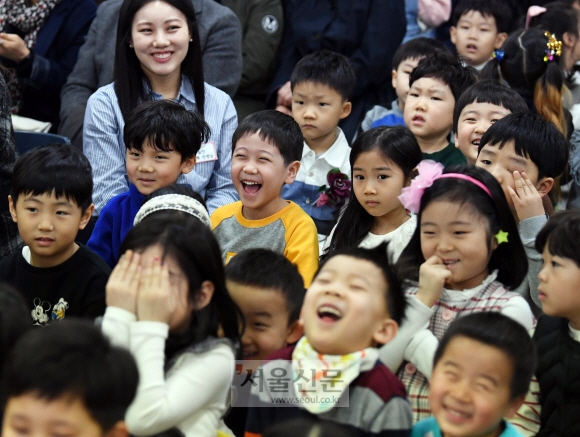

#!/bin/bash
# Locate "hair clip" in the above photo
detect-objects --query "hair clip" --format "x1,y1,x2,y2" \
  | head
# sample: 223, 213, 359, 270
492, 49, 505, 62
495, 230, 509, 245
525, 5, 547, 29
544, 31, 562, 62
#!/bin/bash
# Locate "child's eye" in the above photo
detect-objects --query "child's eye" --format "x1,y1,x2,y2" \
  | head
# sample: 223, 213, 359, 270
25, 207, 38, 213
480, 159, 492, 165
377, 174, 388, 180
409, 92, 419, 97
129, 152, 140, 157
318, 102, 328, 107
354, 175, 364, 180
431, 96, 441, 101
56, 211, 69, 216
464, 117, 476, 122
551, 261, 561, 268
234, 153, 246, 159
293, 100, 304, 105
259, 157, 271, 162
453, 230, 467, 235
254, 322, 268, 329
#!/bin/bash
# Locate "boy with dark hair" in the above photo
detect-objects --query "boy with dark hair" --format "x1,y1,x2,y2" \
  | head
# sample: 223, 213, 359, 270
404, 51, 477, 166
0, 144, 109, 325
282, 50, 355, 239
453, 80, 528, 164
362, 37, 450, 131
2, 319, 138, 437
244, 243, 412, 437
211, 110, 319, 286
476, 111, 569, 308
88, 100, 210, 268
225, 248, 305, 437
450, 0, 511, 70
413, 312, 536, 437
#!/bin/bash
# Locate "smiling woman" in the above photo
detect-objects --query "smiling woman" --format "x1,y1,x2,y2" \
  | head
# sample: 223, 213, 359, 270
82, 0, 238, 226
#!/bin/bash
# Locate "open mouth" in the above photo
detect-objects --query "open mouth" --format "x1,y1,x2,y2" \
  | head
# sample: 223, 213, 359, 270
243, 350, 258, 359
152, 52, 172, 60
242, 180, 262, 195
442, 259, 459, 267
139, 178, 155, 185
471, 138, 480, 148
444, 404, 472, 422
317, 304, 342, 322
35, 237, 54, 246
412, 115, 425, 123
466, 44, 477, 52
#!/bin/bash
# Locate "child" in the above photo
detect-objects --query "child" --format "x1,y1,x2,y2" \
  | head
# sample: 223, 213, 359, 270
453, 80, 528, 164
413, 312, 536, 437
323, 126, 422, 261
449, 0, 510, 70
87, 99, 210, 268
281, 50, 355, 240
361, 38, 450, 132
475, 112, 569, 308
225, 248, 305, 437
211, 110, 319, 286
2, 319, 138, 437
0, 144, 109, 325
103, 214, 243, 437
244, 243, 412, 437
381, 163, 534, 422
518, 209, 580, 437
404, 52, 477, 167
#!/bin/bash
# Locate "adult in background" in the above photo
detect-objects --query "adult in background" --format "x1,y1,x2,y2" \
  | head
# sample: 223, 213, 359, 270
59, 0, 242, 150
83, 0, 238, 226
269, 0, 406, 141
0, 0, 96, 132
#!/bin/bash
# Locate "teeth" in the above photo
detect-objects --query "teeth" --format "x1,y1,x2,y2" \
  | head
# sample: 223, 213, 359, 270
243, 181, 259, 185
319, 305, 341, 317
443, 260, 457, 265
153, 53, 170, 59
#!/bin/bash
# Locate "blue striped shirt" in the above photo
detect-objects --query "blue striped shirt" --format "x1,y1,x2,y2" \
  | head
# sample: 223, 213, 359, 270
83, 76, 239, 214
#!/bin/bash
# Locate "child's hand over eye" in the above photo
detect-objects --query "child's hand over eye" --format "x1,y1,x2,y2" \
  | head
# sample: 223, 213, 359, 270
416, 256, 452, 308
137, 257, 176, 324
508, 171, 545, 222
105, 250, 141, 314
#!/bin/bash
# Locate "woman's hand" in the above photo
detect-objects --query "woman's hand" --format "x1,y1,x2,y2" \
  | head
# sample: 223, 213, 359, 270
416, 255, 451, 308
0, 33, 30, 63
137, 257, 176, 324
276, 81, 292, 113
106, 250, 141, 314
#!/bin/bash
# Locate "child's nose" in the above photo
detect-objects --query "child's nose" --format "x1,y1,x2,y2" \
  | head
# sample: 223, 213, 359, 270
303, 105, 316, 119
363, 182, 377, 194
38, 216, 54, 231
138, 161, 155, 172
243, 161, 258, 174
437, 236, 454, 252
449, 380, 471, 402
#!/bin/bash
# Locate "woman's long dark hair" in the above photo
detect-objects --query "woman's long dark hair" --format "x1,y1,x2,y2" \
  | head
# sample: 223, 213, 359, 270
120, 214, 242, 360
114, 0, 205, 122
322, 126, 422, 259
397, 165, 528, 290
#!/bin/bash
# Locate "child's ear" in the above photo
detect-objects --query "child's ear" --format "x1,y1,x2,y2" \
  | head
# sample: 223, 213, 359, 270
8, 195, 17, 223
454, 132, 459, 149
104, 421, 130, 437
373, 319, 398, 346
449, 26, 457, 44
494, 32, 508, 49
536, 176, 554, 197
505, 395, 526, 419
340, 100, 352, 120
284, 161, 300, 184
78, 204, 94, 230
391, 69, 398, 89
285, 319, 304, 345
564, 31, 578, 49
194, 280, 215, 310
180, 156, 196, 175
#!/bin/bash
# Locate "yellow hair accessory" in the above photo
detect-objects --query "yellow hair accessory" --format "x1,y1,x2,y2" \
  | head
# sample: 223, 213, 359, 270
495, 230, 509, 245
544, 31, 562, 62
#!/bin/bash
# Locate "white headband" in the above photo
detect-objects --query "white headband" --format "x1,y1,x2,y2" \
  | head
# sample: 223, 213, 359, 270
133, 194, 211, 228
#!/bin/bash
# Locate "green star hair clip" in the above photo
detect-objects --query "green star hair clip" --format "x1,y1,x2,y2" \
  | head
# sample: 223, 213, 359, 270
495, 230, 509, 245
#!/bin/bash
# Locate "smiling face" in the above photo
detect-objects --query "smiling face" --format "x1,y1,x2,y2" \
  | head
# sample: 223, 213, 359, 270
9, 193, 92, 268
392, 57, 421, 108
227, 281, 302, 370
429, 336, 522, 437
352, 150, 409, 233
131, 0, 190, 88
455, 102, 512, 164
125, 141, 195, 196
231, 132, 299, 220
450, 10, 507, 67
538, 244, 580, 329
420, 200, 496, 290
300, 255, 397, 355
2, 393, 104, 437
404, 77, 455, 151
291, 81, 351, 153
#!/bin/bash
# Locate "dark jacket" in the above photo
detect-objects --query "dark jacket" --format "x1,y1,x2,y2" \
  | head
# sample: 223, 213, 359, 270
3, 0, 97, 131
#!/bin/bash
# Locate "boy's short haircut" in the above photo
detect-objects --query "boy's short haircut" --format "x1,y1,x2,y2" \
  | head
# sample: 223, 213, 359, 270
433, 312, 536, 399
123, 100, 211, 161
289, 49, 356, 101
478, 111, 569, 179
409, 52, 478, 102
535, 209, 580, 266
4, 319, 138, 432
10, 143, 93, 211
392, 37, 450, 71
225, 248, 305, 323
452, 80, 529, 131
231, 110, 303, 165
451, 0, 512, 33
318, 242, 406, 325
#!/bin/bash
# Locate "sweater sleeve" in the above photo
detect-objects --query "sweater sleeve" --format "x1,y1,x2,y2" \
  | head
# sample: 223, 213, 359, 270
87, 202, 116, 268
518, 215, 547, 308
283, 211, 319, 287
125, 323, 234, 436
101, 306, 137, 349
509, 376, 541, 437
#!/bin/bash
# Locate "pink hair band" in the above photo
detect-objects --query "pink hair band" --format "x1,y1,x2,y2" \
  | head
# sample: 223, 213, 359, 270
438, 173, 492, 197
